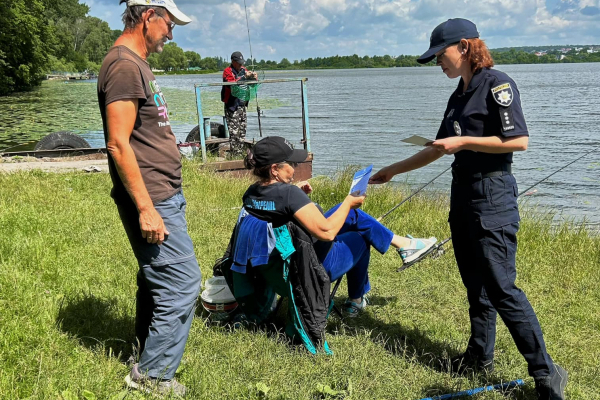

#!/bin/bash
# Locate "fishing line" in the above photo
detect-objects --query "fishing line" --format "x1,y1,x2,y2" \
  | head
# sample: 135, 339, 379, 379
377, 166, 451, 222
423, 143, 600, 265
242, 0, 263, 136
518, 143, 600, 196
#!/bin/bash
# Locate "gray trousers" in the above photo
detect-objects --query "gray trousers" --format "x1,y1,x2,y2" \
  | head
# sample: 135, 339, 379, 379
117, 190, 202, 380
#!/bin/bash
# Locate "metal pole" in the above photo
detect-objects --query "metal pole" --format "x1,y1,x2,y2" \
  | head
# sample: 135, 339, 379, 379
204, 117, 211, 140
223, 116, 230, 139
194, 86, 207, 162
301, 79, 311, 152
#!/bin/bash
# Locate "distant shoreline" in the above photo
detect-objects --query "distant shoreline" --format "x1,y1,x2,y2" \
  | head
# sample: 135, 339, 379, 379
154, 59, 600, 76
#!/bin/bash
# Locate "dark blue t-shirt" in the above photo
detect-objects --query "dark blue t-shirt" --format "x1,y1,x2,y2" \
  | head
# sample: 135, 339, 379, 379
436, 68, 529, 170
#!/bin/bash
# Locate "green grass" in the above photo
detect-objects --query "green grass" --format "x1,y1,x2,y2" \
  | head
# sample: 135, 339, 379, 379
0, 164, 598, 400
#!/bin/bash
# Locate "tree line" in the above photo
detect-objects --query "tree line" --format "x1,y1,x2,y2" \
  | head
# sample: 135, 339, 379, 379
140, 44, 600, 73
2, 0, 600, 95
1, 0, 121, 95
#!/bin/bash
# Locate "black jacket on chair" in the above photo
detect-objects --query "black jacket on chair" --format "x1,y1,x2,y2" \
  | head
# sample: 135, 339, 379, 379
218, 218, 332, 354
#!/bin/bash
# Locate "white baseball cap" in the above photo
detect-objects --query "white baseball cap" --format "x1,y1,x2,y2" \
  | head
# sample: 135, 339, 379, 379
126, 0, 191, 26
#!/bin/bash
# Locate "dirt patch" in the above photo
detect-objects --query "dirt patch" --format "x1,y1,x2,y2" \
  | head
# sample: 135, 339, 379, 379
0, 155, 108, 173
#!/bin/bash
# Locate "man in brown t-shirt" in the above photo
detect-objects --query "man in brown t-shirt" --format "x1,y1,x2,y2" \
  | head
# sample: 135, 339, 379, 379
97, 1, 199, 396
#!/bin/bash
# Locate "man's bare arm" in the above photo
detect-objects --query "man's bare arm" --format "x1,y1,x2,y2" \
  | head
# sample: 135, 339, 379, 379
105, 100, 169, 244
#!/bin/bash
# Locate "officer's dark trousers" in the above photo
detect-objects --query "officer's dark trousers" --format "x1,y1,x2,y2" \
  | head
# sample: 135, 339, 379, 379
449, 173, 554, 378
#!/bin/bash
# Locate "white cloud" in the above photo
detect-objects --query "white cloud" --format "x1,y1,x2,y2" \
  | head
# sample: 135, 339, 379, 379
86, 0, 600, 60
283, 12, 330, 36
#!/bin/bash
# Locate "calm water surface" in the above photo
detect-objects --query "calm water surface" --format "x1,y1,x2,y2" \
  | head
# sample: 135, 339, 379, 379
161, 64, 600, 226
2, 64, 599, 225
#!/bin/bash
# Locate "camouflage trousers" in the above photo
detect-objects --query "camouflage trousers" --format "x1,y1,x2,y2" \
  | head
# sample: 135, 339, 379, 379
225, 106, 247, 158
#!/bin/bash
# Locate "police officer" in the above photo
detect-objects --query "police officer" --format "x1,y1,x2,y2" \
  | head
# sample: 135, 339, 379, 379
370, 18, 567, 399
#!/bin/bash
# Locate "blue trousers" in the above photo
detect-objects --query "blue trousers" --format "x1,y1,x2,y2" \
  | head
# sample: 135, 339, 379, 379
450, 174, 553, 378
117, 190, 202, 380
316, 204, 394, 299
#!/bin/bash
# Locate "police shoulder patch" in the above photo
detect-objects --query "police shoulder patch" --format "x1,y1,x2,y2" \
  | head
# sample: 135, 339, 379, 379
491, 83, 513, 107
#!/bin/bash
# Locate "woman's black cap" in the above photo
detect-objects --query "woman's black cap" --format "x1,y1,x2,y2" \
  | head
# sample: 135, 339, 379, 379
252, 136, 308, 167
417, 18, 479, 64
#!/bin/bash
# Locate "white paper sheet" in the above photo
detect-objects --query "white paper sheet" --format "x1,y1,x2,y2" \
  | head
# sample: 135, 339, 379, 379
401, 135, 434, 146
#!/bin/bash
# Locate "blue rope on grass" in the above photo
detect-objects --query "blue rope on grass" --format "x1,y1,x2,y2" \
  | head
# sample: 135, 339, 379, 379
418, 379, 525, 400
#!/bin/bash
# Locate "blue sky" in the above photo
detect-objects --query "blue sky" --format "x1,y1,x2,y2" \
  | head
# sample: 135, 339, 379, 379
85, 0, 600, 61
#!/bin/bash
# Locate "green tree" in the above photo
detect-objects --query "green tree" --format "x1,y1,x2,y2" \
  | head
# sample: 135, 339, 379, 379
200, 56, 218, 71
81, 18, 115, 64
185, 50, 201, 68
158, 42, 186, 71
278, 57, 291, 68
0, 0, 51, 95
147, 53, 161, 70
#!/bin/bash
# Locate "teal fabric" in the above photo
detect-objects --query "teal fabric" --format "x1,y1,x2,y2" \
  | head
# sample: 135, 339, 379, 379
273, 226, 332, 355
230, 220, 332, 355
273, 225, 295, 261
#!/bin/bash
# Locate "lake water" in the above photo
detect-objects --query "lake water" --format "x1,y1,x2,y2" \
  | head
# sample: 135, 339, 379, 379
2, 64, 599, 226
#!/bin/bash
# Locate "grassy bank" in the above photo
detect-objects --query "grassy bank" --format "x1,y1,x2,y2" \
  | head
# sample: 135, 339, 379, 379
0, 163, 598, 400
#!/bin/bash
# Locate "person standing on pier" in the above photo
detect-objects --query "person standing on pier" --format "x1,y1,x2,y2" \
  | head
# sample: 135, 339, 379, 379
97, 0, 200, 396
222, 51, 258, 157
370, 18, 567, 400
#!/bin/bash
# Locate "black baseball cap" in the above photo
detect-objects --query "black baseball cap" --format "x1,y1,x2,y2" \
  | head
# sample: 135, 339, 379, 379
252, 136, 307, 167
417, 18, 479, 64
231, 51, 245, 64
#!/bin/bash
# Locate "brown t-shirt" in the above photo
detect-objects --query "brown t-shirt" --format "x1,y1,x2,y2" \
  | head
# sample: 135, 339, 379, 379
97, 45, 182, 205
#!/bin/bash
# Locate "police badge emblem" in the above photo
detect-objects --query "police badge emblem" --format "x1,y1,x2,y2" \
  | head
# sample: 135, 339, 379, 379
453, 121, 461, 136
491, 83, 513, 106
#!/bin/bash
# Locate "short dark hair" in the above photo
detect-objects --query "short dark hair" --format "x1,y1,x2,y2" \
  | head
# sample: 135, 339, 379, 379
119, 0, 165, 30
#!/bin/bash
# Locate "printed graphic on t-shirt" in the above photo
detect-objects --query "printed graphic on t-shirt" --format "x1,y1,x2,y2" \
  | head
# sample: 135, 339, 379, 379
245, 199, 276, 211
149, 80, 170, 127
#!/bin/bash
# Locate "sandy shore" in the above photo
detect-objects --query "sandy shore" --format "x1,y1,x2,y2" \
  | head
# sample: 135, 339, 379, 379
0, 155, 108, 173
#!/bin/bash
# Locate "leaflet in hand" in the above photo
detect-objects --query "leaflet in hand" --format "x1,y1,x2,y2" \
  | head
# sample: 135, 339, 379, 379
349, 165, 373, 196
401, 135, 434, 146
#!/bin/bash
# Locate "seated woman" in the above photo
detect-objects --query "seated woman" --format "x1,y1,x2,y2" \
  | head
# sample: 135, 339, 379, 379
242, 136, 437, 316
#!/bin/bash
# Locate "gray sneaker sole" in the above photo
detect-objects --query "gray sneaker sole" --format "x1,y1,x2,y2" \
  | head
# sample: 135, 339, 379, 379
125, 375, 151, 393
398, 244, 438, 272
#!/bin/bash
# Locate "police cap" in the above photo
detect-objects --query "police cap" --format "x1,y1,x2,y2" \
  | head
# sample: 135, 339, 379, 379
417, 18, 479, 64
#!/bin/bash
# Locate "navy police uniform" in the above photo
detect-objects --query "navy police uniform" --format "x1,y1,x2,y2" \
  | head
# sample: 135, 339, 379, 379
436, 67, 554, 377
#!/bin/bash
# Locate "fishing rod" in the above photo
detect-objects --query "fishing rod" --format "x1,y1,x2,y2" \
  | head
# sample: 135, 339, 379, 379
519, 143, 600, 196
419, 143, 600, 267
242, 0, 263, 137
377, 166, 451, 222
417, 379, 524, 400
0, 140, 38, 153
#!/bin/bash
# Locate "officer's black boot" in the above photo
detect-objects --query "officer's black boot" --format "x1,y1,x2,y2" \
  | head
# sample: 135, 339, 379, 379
534, 364, 568, 400
448, 352, 494, 375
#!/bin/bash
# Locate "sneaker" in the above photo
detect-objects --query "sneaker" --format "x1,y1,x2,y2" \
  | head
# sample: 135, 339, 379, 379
448, 352, 494, 375
125, 363, 187, 397
398, 235, 437, 267
343, 297, 368, 317
534, 364, 568, 400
